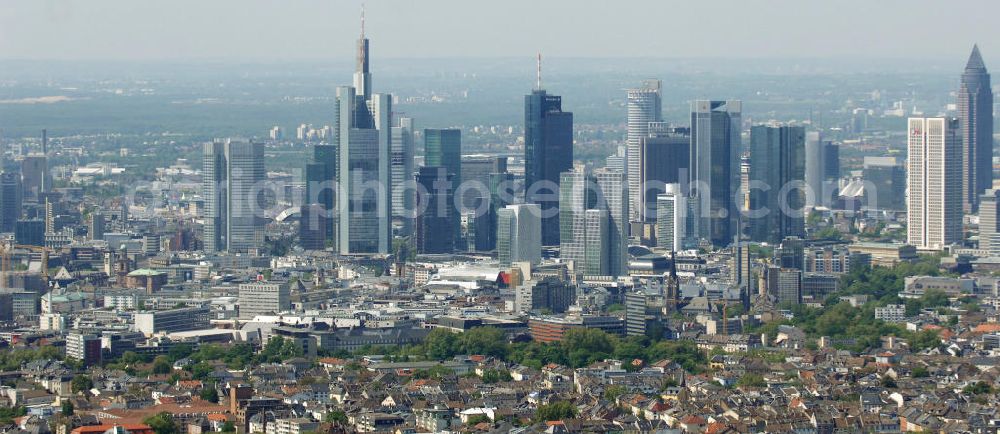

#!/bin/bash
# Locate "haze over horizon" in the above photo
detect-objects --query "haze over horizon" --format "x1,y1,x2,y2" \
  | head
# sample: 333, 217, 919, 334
1, 0, 997, 64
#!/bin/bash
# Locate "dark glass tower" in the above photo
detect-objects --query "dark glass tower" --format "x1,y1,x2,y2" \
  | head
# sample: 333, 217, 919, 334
424, 129, 462, 186
958, 44, 993, 212
525, 89, 573, 246
749, 125, 806, 244
639, 124, 690, 221
690, 100, 741, 247
414, 166, 455, 254
302, 145, 336, 250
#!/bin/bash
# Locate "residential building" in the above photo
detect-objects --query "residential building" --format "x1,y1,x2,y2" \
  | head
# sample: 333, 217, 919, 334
874, 304, 906, 323
66, 333, 102, 366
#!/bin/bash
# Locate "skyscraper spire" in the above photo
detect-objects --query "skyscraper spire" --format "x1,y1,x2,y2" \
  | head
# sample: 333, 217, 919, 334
966, 44, 986, 71
353, 4, 371, 99
536, 52, 542, 91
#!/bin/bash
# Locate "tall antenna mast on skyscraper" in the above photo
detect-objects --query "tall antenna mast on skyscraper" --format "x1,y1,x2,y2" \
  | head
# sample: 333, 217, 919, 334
536, 53, 542, 91
360, 4, 366, 38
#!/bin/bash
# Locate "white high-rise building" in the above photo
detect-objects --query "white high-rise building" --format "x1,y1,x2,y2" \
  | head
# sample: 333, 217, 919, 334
979, 190, 1000, 255
656, 183, 687, 251
907, 117, 962, 250
804, 130, 825, 208
626, 80, 662, 222
497, 204, 541, 266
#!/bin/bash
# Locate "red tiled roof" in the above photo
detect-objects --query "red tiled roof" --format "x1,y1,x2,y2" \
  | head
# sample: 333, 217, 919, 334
72, 424, 154, 434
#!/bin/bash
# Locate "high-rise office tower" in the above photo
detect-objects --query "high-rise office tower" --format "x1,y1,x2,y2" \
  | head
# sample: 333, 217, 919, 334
595, 169, 628, 276
497, 204, 541, 266
980, 190, 1000, 256
460, 156, 508, 251
957, 45, 993, 212
823, 142, 840, 186
202, 139, 265, 253
424, 128, 461, 239
691, 100, 742, 247
559, 169, 594, 265
582, 209, 610, 276
804, 131, 827, 208
0, 172, 21, 233
907, 117, 962, 250
763, 266, 802, 305
303, 144, 337, 248
559, 169, 600, 274
424, 129, 461, 184
862, 157, 906, 211
732, 241, 753, 297
414, 167, 455, 254
299, 203, 328, 251
390, 117, 415, 235
238, 282, 290, 319
20, 155, 48, 203
484, 171, 515, 251
524, 88, 573, 246
626, 80, 663, 221
335, 18, 392, 254
774, 236, 805, 271
749, 125, 806, 243
656, 184, 687, 251
606, 146, 626, 173
639, 124, 690, 222
89, 211, 105, 241
460, 156, 507, 209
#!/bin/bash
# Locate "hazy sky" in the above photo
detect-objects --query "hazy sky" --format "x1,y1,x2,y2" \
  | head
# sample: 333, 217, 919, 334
1, 0, 997, 63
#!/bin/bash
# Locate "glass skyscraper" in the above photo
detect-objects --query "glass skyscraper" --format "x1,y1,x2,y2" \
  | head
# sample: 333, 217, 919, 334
958, 45, 993, 212
748, 125, 806, 244
524, 89, 573, 246
335, 23, 392, 254
690, 100, 742, 247
626, 80, 663, 221
202, 139, 265, 253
